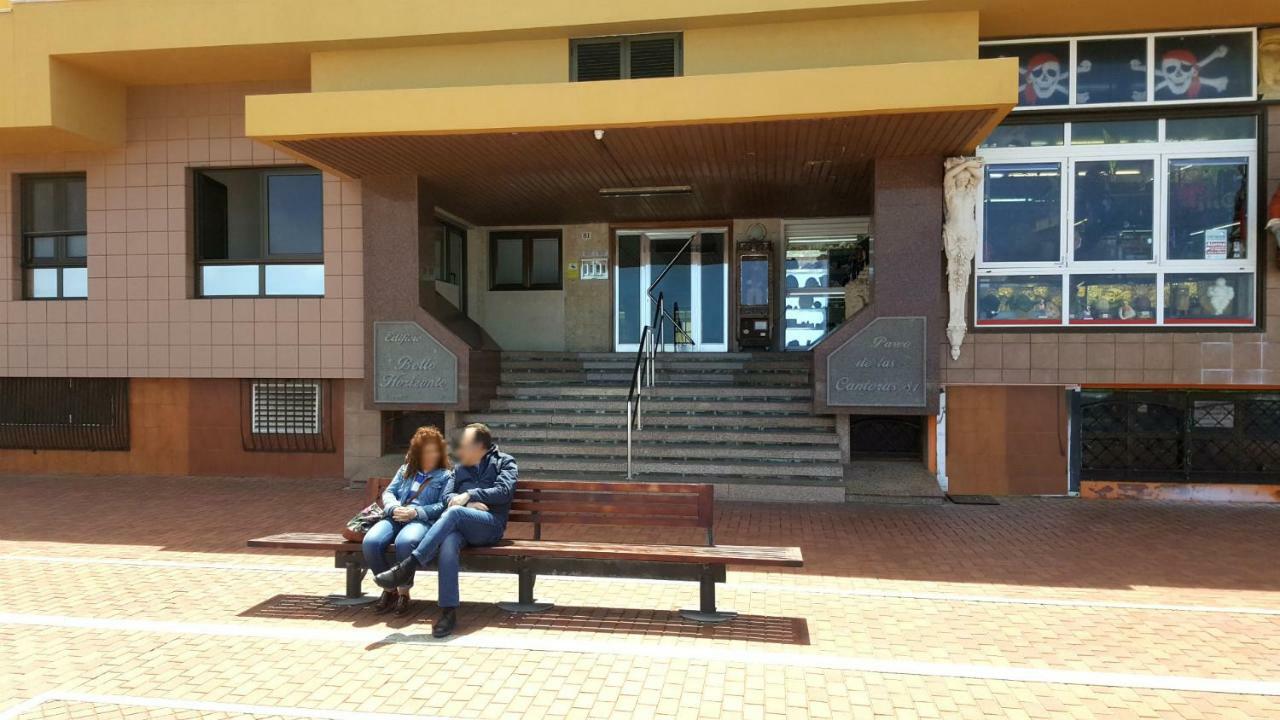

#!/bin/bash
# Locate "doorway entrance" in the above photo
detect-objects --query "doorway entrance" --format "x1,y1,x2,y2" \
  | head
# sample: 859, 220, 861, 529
615, 228, 728, 352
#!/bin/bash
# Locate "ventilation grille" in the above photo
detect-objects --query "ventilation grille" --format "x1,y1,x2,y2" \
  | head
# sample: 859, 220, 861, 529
243, 379, 334, 453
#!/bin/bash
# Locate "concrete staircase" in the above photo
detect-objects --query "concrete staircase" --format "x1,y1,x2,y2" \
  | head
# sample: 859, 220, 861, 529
462, 351, 847, 501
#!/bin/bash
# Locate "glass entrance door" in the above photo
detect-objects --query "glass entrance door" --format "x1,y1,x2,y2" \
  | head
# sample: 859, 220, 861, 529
615, 229, 728, 352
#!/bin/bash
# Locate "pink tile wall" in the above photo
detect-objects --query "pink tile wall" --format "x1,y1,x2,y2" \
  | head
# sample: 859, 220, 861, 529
0, 82, 363, 379
942, 107, 1280, 388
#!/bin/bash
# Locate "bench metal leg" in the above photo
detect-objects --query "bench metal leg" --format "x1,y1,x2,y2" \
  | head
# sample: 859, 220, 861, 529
680, 566, 737, 624
327, 559, 378, 606
496, 567, 553, 613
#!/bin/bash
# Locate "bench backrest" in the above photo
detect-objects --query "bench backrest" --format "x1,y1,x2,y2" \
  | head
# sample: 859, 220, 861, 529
368, 477, 715, 545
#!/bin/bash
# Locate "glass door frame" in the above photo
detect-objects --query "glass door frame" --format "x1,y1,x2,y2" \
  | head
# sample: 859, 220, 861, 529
614, 227, 730, 353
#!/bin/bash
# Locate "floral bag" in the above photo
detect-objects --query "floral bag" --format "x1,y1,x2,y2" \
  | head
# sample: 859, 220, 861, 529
342, 473, 427, 542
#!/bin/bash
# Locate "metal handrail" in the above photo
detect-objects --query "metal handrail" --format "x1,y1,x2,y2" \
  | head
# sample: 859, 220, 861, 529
625, 293, 664, 478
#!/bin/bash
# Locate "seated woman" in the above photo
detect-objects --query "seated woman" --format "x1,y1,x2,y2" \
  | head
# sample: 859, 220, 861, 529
361, 426, 453, 615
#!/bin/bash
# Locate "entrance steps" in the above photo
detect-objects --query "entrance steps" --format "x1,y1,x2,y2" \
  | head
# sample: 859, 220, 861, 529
463, 351, 846, 501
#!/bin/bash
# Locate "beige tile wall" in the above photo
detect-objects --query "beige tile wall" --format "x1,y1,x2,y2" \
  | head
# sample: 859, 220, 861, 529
942, 107, 1280, 388
0, 82, 364, 379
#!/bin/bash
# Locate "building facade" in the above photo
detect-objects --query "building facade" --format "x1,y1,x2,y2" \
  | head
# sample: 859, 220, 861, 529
0, 0, 1277, 500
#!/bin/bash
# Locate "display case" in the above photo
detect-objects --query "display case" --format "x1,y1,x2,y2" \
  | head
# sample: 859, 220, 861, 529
974, 275, 1063, 326
1163, 273, 1255, 324
1068, 274, 1157, 324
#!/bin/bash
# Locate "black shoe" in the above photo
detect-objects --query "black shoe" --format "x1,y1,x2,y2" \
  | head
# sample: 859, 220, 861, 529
432, 607, 457, 638
393, 594, 413, 617
372, 590, 396, 614
374, 557, 418, 589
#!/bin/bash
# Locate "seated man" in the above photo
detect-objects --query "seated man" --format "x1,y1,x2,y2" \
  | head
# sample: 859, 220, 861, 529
374, 422, 517, 638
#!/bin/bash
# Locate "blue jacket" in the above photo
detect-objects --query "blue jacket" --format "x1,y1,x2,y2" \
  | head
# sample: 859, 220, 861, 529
445, 446, 518, 526
382, 465, 453, 523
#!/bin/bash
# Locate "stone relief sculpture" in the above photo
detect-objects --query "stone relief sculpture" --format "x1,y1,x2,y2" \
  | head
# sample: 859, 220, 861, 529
943, 156, 983, 360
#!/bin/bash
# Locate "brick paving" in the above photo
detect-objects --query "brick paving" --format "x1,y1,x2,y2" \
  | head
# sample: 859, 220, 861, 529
1, 475, 1278, 719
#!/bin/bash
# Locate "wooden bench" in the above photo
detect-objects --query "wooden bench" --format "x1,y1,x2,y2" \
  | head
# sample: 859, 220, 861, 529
249, 479, 803, 623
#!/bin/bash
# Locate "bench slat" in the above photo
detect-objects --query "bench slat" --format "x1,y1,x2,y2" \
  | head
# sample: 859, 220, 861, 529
247, 533, 802, 567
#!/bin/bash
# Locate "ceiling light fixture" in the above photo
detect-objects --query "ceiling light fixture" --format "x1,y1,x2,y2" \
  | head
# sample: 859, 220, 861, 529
599, 185, 693, 198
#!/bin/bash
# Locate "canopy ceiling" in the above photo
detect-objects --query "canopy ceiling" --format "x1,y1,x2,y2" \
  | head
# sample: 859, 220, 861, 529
278, 109, 998, 225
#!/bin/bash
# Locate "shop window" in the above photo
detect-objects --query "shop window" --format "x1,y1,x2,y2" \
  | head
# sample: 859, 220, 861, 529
1072, 159, 1154, 262
571, 34, 682, 82
1068, 274, 1157, 325
241, 379, 334, 452
194, 167, 324, 298
489, 230, 562, 290
1165, 157, 1249, 260
20, 174, 88, 300
976, 114, 1258, 328
0, 378, 129, 450
982, 163, 1061, 263
783, 219, 871, 350
1163, 273, 1254, 324
981, 28, 1256, 111
976, 275, 1063, 325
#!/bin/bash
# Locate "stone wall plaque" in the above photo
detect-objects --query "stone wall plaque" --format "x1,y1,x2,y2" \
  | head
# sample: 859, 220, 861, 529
373, 321, 458, 404
826, 316, 927, 408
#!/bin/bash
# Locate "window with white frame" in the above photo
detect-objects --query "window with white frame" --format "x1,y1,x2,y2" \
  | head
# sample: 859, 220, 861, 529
980, 28, 1257, 110
975, 115, 1258, 328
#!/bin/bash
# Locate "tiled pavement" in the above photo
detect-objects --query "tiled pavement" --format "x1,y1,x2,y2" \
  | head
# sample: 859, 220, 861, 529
1, 476, 1278, 719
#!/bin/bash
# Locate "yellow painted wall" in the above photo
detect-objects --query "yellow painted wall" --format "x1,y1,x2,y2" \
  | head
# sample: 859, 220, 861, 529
311, 11, 976, 93
312, 39, 566, 92
685, 12, 977, 75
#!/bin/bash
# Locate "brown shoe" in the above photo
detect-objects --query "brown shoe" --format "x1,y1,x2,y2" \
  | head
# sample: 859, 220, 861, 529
393, 593, 413, 616
372, 590, 396, 614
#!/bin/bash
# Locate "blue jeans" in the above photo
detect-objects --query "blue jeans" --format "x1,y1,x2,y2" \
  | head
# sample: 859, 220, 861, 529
362, 519, 429, 589
409, 506, 505, 608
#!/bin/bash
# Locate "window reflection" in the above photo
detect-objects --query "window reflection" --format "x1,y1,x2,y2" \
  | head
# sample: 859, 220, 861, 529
264, 264, 325, 296
983, 163, 1061, 263
201, 265, 260, 296
1167, 158, 1248, 260
1073, 160, 1154, 262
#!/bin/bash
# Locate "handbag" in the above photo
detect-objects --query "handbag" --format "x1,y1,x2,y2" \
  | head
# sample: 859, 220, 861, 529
342, 473, 431, 541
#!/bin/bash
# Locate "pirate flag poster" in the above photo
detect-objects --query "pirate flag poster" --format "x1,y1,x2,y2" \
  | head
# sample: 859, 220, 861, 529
1151, 33, 1253, 101
981, 41, 1070, 107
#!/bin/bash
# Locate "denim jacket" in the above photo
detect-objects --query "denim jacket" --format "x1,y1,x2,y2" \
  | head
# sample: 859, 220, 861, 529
444, 446, 518, 526
382, 465, 453, 523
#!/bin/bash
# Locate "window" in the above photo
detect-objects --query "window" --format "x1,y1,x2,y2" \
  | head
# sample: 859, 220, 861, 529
436, 221, 466, 286
784, 219, 872, 349
489, 230, 562, 290
21, 174, 87, 299
194, 167, 324, 297
0, 378, 129, 450
976, 115, 1258, 328
571, 33, 682, 81
242, 379, 333, 452
980, 28, 1256, 111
